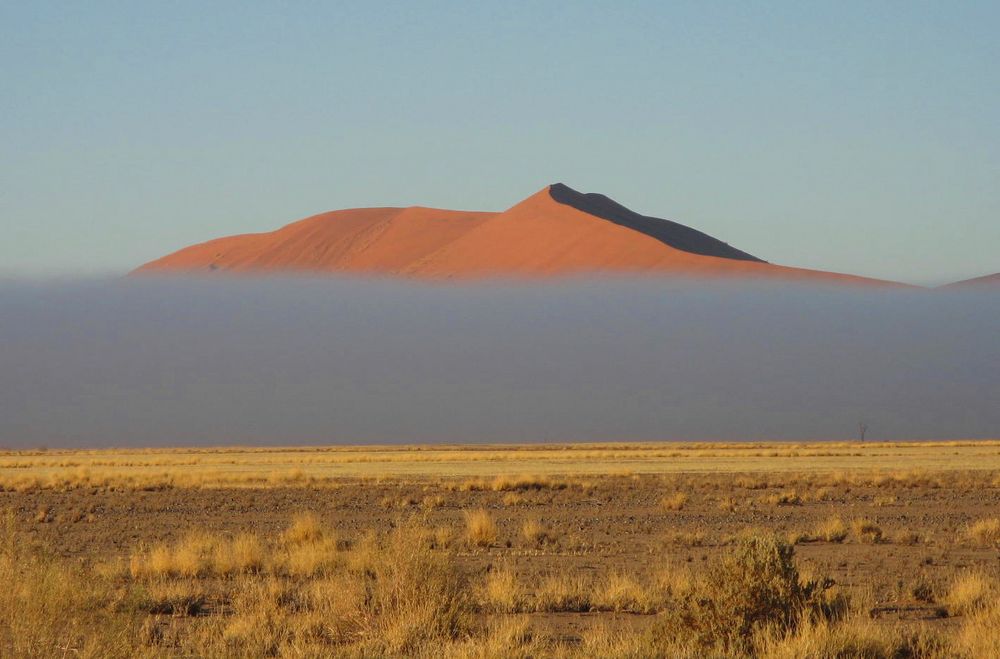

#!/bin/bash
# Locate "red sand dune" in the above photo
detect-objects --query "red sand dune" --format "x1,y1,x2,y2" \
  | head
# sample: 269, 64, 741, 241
134, 184, 902, 285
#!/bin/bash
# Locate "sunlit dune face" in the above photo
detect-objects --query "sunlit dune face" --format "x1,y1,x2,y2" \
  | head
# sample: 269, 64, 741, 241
134, 184, 902, 286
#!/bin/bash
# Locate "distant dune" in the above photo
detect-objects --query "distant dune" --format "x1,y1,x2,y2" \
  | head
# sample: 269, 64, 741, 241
135, 183, 902, 285
942, 273, 1000, 288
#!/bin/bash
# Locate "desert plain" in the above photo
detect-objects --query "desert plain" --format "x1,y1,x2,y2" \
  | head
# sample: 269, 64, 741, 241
3, 440, 1000, 657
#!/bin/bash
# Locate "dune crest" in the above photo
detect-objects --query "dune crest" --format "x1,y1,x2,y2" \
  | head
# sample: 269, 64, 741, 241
134, 184, 900, 285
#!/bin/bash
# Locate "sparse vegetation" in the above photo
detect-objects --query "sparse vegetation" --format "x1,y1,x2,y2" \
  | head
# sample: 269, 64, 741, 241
3, 442, 1000, 656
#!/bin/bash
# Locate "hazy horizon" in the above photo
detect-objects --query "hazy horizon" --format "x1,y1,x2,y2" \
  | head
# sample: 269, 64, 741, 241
2, 276, 996, 449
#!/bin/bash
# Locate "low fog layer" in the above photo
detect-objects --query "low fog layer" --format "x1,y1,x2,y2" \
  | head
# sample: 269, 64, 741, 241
1, 277, 997, 448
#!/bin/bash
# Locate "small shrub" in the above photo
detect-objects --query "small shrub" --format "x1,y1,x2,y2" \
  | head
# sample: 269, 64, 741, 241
651, 534, 836, 653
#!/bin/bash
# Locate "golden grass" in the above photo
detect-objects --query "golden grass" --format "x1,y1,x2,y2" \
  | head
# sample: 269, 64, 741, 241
851, 518, 884, 544
660, 492, 689, 511
534, 572, 592, 612
717, 496, 737, 512
129, 514, 339, 580
813, 516, 849, 543
966, 518, 1000, 546
282, 511, 325, 545
593, 571, 658, 613
480, 564, 522, 613
464, 509, 498, 548
3, 440, 1000, 490
663, 529, 708, 546
764, 490, 802, 506
520, 518, 551, 546
945, 570, 997, 615
952, 598, 1000, 656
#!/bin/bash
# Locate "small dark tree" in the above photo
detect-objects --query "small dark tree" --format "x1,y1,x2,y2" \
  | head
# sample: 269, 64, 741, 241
858, 422, 868, 442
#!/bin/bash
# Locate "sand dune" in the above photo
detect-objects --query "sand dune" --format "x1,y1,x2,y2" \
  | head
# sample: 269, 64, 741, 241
135, 184, 900, 285
942, 273, 1000, 288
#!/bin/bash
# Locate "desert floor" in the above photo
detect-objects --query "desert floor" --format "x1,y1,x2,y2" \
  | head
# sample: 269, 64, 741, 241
2, 440, 1000, 657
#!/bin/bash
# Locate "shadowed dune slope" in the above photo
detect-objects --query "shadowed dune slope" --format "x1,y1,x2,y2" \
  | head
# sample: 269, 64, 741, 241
548, 182, 763, 262
135, 184, 901, 285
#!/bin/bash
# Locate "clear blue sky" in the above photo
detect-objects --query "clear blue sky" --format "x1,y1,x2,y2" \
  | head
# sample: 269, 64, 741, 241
2, 2, 998, 284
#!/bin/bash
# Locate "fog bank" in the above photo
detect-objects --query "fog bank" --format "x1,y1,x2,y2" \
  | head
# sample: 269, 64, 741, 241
1, 277, 996, 447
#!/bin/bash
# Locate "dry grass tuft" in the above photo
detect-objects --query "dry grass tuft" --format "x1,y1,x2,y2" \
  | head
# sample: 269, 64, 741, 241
464, 509, 498, 548
216, 532, 265, 575
480, 564, 522, 613
520, 518, 553, 547
422, 494, 446, 509
593, 571, 658, 613
490, 474, 567, 492
501, 492, 526, 506
764, 491, 802, 506
534, 573, 592, 612
752, 615, 930, 659
850, 518, 883, 544
663, 529, 707, 547
966, 518, 1000, 546
813, 516, 848, 543
282, 511, 325, 545
717, 496, 737, 512
945, 570, 997, 615
660, 492, 689, 511
893, 529, 922, 545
